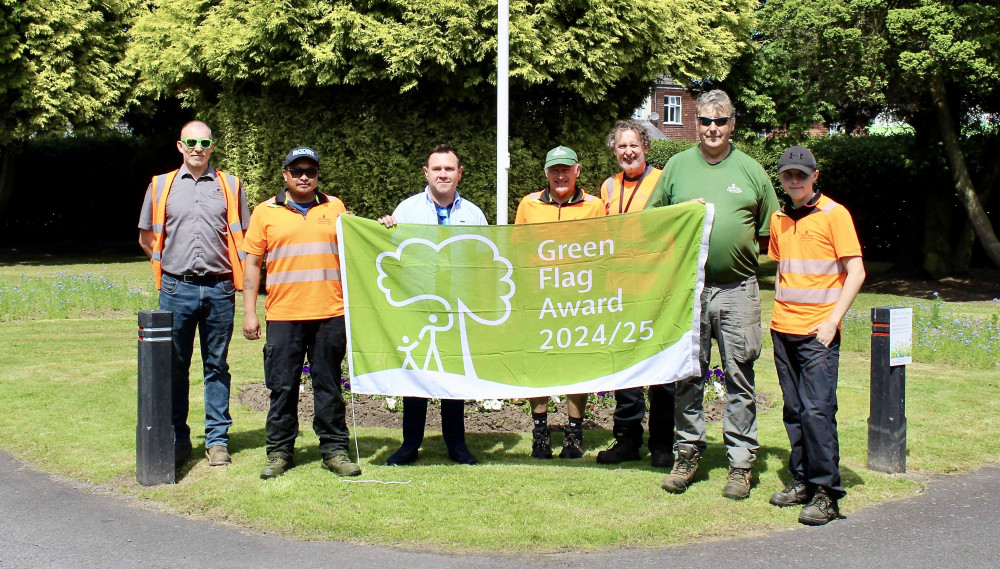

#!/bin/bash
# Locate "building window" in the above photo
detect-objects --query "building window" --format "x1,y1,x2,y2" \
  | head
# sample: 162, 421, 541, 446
665, 96, 682, 124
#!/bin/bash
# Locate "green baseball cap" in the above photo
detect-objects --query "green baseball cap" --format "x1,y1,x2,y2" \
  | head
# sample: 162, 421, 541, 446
544, 145, 578, 168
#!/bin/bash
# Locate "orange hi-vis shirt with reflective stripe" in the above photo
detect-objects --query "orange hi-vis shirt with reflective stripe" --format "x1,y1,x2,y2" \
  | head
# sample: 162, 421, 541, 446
767, 193, 862, 335
514, 188, 606, 224
243, 192, 347, 321
600, 166, 662, 215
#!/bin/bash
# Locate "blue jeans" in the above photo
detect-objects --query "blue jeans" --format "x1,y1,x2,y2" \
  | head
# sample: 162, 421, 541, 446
675, 276, 762, 468
158, 275, 236, 449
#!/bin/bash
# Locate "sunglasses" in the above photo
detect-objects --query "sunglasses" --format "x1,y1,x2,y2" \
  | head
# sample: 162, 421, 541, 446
286, 167, 319, 178
696, 116, 732, 127
180, 138, 214, 149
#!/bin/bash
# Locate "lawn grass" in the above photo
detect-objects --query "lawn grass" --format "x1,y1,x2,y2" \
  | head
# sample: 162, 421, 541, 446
0, 256, 998, 551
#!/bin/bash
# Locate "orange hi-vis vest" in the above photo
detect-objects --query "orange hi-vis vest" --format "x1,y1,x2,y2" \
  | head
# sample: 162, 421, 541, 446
149, 169, 247, 290
600, 165, 662, 215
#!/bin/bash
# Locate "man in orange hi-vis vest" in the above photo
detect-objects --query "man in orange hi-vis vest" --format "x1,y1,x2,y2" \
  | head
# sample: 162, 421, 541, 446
595, 120, 675, 470
138, 121, 250, 470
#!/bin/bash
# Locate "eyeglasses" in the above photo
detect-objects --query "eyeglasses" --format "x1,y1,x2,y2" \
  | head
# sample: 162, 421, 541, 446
180, 138, 214, 149
286, 167, 319, 178
696, 116, 732, 127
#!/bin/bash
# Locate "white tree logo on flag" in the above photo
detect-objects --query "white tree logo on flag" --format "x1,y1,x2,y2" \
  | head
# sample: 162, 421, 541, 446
375, 235, 516, 378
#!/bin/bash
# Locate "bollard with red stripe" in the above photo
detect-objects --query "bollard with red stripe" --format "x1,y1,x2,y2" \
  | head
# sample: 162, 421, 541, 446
868, 306, 906, 473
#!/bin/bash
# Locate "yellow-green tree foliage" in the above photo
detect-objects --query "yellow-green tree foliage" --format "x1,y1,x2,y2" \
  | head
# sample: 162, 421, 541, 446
0, 0, 138, 208
127, 0, 757, 219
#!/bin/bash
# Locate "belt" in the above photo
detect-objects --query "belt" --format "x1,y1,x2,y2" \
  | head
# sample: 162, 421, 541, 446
163, 272, 233, 284
706, 275, 757, 289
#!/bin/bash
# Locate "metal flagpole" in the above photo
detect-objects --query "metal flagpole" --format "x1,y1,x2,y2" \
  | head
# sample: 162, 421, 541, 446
496, 0, 510, 224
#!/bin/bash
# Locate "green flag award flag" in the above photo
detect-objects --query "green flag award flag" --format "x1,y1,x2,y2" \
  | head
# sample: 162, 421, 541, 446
337, 202, 713, 398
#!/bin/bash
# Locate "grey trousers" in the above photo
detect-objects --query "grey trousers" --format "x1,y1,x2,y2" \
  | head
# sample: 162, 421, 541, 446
674, 276, 762, 469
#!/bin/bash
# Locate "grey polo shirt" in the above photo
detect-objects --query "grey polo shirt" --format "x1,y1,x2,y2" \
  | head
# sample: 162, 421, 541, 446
138, 164, 251, 276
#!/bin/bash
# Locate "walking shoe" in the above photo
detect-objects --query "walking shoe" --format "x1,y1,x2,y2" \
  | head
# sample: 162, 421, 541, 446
174, 443, 192, 469
447, 445, 479, 465
596, 431, 640, 464
205, 445, 232, 466
531, 427, 553, 459
385, 444, 419, 466
559, 428, 585, 459
770, 479, 813, 507
660, 446, 702, 494
322, 451, 362, 477
722, 467, 752, 500
798, 490, 840, 526
650, 449, 674, 469
260, 455, 293, 479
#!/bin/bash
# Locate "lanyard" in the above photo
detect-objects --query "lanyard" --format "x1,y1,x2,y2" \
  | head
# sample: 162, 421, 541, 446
618, 165, 652, 214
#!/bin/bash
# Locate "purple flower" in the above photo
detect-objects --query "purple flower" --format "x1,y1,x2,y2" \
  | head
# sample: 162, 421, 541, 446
302, 362, 311, 376
596, 391, 608, 397
341, 377, 351, 391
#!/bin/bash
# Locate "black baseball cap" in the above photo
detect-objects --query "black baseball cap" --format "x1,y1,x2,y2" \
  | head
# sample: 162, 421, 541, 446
284, 147, 320, 168
777, 145, 817, 174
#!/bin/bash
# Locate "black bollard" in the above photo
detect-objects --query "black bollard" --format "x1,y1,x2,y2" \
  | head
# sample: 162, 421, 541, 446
868, 306, 906, 473
137, 310, 174, 485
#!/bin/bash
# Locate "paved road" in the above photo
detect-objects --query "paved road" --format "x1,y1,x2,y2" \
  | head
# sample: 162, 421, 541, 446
2, 451, 998, 568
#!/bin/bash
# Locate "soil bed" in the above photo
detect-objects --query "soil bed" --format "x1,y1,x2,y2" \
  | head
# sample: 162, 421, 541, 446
238, 383, 772, 433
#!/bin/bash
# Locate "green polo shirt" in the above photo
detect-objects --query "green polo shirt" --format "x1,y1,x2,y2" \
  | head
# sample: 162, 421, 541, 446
645, 146, 779, 283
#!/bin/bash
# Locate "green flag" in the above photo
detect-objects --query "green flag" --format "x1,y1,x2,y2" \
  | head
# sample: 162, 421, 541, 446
338, 202, 712, 398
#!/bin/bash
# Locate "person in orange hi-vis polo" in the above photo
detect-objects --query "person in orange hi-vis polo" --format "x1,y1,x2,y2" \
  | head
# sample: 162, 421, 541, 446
767, 145, 865, 526
515, 145, 606, 460
241, 147, 362, 480
595, 120, 676, 470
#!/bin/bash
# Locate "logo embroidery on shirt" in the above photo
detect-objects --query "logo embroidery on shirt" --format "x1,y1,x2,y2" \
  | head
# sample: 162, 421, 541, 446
726, 184, 743, 194
317, 215, 333, 225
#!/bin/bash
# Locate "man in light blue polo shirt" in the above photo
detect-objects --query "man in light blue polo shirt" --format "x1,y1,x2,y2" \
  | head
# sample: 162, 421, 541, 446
377, 144, 487, 465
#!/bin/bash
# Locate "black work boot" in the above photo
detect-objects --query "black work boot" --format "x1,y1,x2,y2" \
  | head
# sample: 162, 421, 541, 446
770, 478, 814, 507
596, 428, 641, 464
799, 489, 841, 526
531, 426, 553, 459
559, 427, 585, 459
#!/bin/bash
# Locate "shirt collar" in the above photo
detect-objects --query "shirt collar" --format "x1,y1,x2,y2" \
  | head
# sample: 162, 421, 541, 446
539, 187, 586, 205
178, 164, 217, 181
424, 186, 462, 208
276, 189, 329, 206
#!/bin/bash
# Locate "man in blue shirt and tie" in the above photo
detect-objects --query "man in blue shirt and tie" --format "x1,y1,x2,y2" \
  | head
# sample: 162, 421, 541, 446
377, 144, 488, 465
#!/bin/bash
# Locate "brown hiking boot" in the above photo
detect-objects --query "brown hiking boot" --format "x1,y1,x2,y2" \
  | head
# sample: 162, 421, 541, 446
660, 446, 701, 493
770, 479, 813, 507
205, 445, 232, 466
799, 489, 841, 525
322, 451, 362, 477
722, 467, 752, 500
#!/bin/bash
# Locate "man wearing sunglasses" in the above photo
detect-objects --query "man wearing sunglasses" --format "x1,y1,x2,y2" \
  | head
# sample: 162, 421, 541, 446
138, 120, 250, 470
645, 90, 780, 499
377, 144, 487, 466
241, 147, 362, 480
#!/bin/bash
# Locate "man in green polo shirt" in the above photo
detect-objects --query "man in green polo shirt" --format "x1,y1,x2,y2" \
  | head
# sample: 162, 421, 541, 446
645, 89, 780, 499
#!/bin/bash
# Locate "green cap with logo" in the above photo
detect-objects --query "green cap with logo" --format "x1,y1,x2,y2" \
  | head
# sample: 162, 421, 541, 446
544, 145, 578, 168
